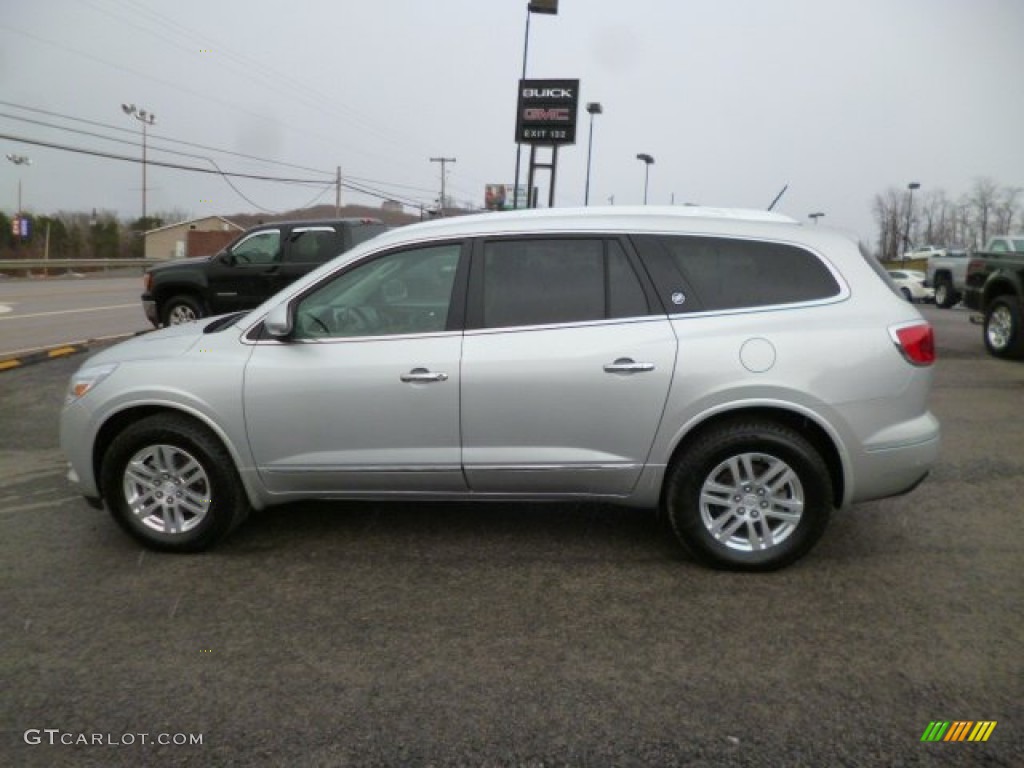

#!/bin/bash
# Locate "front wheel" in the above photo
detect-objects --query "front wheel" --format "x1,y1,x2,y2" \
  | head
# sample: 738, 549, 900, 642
100, 414, 250, 552
161, 294, 205, 326
983, 296, 1024, 360
664, 420, 833, 571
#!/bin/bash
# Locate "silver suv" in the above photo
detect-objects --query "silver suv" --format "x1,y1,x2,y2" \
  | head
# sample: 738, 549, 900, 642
60, 207, 940, 570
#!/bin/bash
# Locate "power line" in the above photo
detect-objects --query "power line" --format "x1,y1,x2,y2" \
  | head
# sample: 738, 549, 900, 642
1, 132, 332, 183
0, 132, 431, 210
0, 100, 444, 208
0, 99, 333, 177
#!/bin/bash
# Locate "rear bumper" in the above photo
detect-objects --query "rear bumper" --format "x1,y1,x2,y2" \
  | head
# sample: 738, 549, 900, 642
851, 413, 941, 504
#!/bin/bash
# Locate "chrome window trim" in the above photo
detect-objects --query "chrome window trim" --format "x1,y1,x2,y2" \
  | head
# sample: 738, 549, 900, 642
462, 313, 669, 337
242, 328, 463, 346
664, 291, 850, 320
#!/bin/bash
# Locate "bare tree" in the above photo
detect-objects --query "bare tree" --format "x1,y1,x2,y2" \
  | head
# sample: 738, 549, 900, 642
969, 177, 1000, 247
873, 180, 1023, 254
872, 188, 905, 261
994, 187, 1021, 235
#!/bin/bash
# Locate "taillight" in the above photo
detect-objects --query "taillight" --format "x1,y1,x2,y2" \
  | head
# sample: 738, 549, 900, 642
890, 323, 935, 366
143, 273, 152, 292
966, 258, 986, 276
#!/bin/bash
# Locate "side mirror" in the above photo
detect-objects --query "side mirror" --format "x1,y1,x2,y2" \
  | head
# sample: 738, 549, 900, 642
264, 302, 294, 339
219, 251, 235, 266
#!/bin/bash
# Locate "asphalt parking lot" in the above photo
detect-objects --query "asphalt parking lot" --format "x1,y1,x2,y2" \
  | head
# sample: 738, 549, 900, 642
1, 305, 1021, 767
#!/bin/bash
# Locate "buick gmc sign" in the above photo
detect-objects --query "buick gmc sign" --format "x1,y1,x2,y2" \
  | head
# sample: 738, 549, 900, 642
515, 78, 580, 145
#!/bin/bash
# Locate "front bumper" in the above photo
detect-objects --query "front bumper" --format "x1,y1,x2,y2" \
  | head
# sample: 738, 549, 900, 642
67, 465, 104, 509
142, 296, 159, 327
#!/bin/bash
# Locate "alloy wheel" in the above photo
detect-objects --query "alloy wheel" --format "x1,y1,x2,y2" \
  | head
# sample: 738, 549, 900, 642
698, 452, 804, 552
168, 305, 198, 324
987, 305, 1012, 350
122, 443, 212, 535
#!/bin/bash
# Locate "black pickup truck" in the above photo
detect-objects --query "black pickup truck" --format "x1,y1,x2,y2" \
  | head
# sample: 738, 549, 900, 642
142, 218, 387, 327
963, 235, 1024, 359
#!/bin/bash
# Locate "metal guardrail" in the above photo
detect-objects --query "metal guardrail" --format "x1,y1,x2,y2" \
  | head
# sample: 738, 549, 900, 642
0, 258, 161, 272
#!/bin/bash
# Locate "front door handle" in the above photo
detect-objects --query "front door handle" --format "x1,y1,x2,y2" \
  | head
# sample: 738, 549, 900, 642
603, 358, 655, 374
400, 368, 449, 383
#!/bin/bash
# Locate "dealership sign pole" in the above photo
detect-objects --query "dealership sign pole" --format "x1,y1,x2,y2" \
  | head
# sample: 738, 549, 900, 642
513, 1, 560, 210
515, 78, 579, 208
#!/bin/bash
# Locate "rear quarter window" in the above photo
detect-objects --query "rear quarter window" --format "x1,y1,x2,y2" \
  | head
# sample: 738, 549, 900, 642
634, 235, 841, 312
348, 223, 388, 247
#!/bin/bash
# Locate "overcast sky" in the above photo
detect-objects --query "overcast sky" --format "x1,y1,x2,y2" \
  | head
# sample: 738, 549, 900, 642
1, 0, 1022, 244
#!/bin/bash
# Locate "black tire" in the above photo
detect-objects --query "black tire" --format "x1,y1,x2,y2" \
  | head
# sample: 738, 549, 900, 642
161, 294, 205, 326
934, 279, 959, 309
663, 419, 833, 571
983, 296, 1024, 360
100, 414, 250, 552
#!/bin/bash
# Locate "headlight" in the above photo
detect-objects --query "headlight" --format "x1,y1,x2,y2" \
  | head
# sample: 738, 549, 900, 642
65, 363, 118, 405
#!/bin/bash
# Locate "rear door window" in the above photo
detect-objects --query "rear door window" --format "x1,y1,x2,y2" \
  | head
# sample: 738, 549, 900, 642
347, 222, 388, 248
286, 227, 338, 264
473, 238, 652, 329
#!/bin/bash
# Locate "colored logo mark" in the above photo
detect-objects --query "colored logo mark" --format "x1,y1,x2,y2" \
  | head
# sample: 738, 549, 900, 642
921, 721, 997, 742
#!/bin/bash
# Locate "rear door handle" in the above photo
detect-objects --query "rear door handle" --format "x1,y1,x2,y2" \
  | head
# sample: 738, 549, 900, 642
603, 358, 655, 374
400, 368, 449, 383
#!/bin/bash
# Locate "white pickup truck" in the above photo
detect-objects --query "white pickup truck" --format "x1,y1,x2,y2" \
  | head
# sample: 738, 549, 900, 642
921, 246, 970, 308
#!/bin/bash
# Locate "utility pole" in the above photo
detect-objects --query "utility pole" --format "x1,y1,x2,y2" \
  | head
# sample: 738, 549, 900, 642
430, 157, 456, 216
335, 166, 342, 216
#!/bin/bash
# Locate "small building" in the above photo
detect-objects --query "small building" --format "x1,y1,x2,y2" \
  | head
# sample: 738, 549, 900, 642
144, 216, 245, 260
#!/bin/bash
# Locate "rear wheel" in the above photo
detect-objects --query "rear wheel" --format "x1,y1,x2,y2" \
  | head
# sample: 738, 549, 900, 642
983, 296, 1024, 360
664, 420, 833, 571
934, 279, 959, 309
100, 414, 250, 552
161, 294, 205, 326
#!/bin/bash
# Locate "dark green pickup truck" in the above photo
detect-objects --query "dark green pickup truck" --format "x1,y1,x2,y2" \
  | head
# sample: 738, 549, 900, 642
142, 218, 387, 327
964, 235, 1024, 359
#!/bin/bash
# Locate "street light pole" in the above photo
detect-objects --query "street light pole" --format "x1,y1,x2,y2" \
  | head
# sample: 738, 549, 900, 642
636, 153, 654, 204
6, 153, 31, 214
121, 103, 156, 221
903, 182, 921, 259
584, 102, 603, 206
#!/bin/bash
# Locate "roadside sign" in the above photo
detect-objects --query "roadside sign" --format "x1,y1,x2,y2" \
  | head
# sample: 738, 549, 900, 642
515, 78, 580, 145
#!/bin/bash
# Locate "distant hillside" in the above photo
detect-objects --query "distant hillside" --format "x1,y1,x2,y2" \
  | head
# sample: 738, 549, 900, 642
225, 204, 422, 229
223, 202, 484, 230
